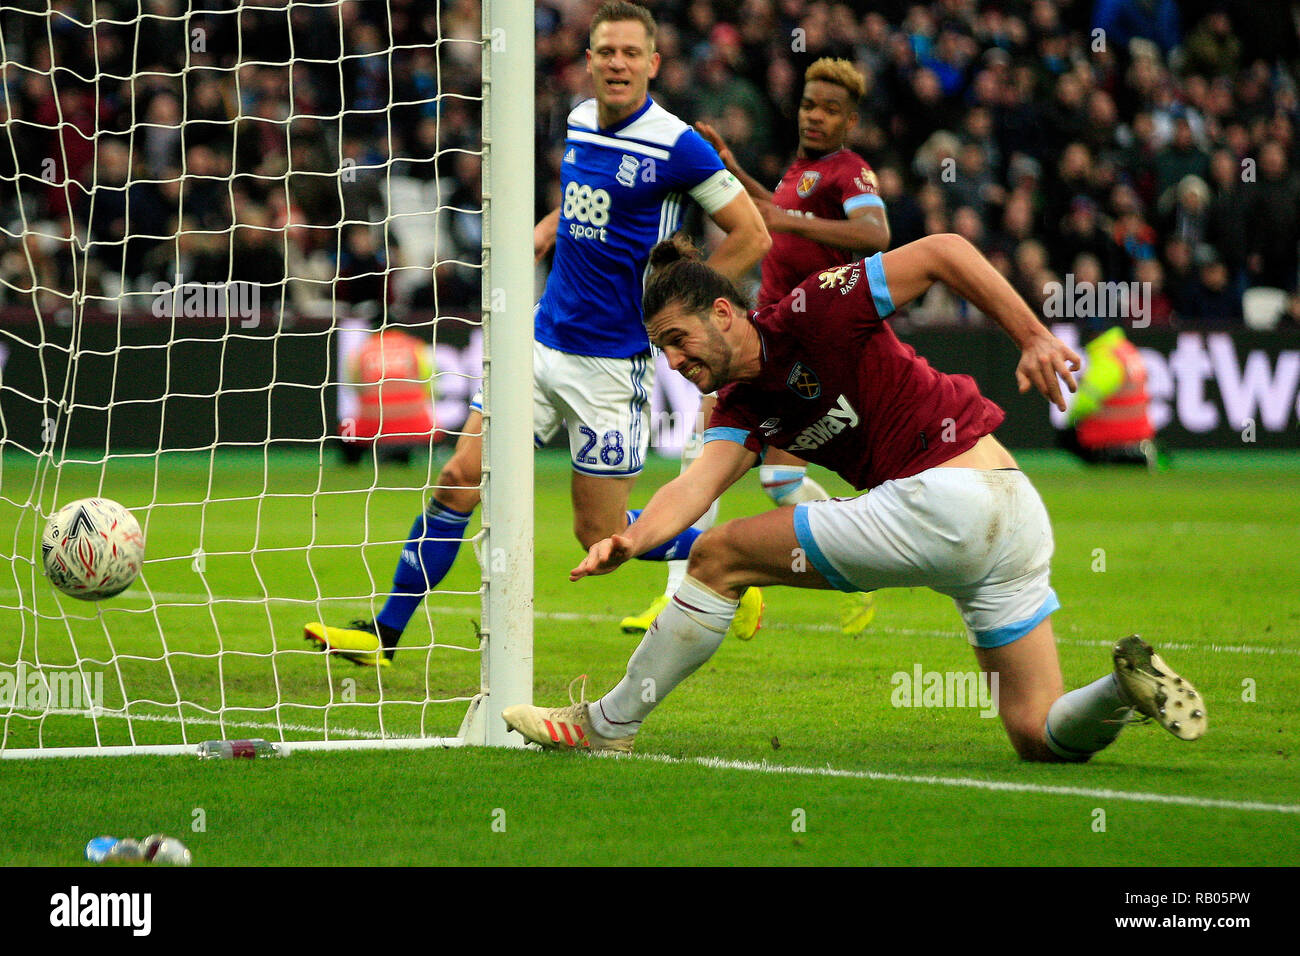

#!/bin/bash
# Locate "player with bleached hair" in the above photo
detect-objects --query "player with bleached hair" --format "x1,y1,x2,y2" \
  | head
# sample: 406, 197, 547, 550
503, 234, 1206, 761
621, 56, 892, 639
305, 1, 770, 665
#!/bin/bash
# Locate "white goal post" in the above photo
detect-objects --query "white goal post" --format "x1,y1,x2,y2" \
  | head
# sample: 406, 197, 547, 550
0, 0, 532, 758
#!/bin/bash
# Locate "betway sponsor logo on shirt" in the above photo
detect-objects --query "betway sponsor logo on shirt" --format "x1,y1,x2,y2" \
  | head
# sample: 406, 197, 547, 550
788, 394, 859, 451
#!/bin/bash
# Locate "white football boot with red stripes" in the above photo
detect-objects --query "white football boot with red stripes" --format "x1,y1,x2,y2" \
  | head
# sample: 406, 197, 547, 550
502, 676, 634, 753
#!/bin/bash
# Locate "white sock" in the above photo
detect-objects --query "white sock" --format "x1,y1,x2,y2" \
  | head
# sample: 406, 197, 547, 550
760, 465, 829, 506
664, 558, 688, 596
1044, 673, 1133, 760
591, 576, 736, 738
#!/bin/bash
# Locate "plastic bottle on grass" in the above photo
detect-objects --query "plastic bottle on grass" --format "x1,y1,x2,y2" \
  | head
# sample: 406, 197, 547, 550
196, 738, 282, 759
86, 835, 190, 866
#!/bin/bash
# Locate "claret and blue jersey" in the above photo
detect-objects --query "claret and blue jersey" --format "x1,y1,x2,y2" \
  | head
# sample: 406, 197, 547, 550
535, 97, 736, 359
706, 254, 1006, 490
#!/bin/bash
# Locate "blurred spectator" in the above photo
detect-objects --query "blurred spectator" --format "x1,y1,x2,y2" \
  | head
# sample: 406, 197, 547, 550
1154, 117, 1209, 199
1162, 236, 1198, 316
1109, 184, 1158, 274
1184, 8, 1240, 80
230, 207, 286, 309
1244, 141, 1300, 292
876, 167, 925, 248
990, 189, 1037, 262
1205, 148, 1249, 290
1053, 196, 1122, 280
1159, 174, 1210, 249
336, 225, 390, 315
1134, 257, 1175, 327
1186, 246, 1243, 323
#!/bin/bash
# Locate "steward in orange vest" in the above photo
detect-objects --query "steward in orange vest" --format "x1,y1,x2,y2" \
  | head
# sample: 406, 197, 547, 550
1061, 326, 1163, 468
342, 327, 438, 464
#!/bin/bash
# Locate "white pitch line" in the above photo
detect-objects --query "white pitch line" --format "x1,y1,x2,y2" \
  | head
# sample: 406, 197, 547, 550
12, 706, 1300, 815
612, 752, 1300, 815
12, 588, 1293, 658
12, 706, 393, 740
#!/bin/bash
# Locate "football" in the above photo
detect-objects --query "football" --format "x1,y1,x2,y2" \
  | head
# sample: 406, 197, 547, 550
41, 498, 145, 601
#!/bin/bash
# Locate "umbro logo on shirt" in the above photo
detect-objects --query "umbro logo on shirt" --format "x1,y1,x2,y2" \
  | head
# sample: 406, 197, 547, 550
760, 417, 781, 435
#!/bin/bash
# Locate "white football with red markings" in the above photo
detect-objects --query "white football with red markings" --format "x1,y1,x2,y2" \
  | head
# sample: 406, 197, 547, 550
41, 498, 145, 601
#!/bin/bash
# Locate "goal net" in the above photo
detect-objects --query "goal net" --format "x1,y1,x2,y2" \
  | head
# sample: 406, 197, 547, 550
0, 0, 533, 757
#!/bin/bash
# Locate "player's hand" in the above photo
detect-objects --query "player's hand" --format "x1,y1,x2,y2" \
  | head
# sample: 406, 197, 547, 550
755, 199, 790, 232
694, 121, 734, 167
1016, 332, 1081, 411
533, 208, 559, 262
570, 534, 634, 581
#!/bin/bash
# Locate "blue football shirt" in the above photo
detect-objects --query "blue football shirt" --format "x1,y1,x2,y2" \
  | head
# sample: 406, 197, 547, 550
536, 97, 735, 358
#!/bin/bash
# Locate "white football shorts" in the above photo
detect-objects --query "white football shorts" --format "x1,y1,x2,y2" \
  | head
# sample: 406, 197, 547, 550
470, 340, 652, 477
793, 467, 1060, 647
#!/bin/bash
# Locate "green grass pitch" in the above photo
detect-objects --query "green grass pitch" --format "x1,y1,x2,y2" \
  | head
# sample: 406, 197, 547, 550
1, 446, 1297, 866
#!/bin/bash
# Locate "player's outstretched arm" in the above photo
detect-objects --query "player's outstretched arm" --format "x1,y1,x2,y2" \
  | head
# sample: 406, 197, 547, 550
769, 203, 891, 254
881, 233, 1081, 410
703, 191, 771, 285
694, 121, 774, 203
571, 439, 757, 580
534, 206, 560, 262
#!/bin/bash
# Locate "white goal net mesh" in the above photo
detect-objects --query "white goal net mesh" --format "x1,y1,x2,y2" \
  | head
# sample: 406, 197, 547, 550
0, 0, 504, 755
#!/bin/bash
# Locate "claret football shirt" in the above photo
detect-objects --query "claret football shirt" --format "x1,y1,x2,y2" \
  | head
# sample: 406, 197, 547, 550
757, 148, 885, 308
707, 253, 1005, 490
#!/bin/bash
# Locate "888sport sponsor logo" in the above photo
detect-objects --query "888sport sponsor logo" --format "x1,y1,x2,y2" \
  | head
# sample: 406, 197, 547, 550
564, 181, 611, 241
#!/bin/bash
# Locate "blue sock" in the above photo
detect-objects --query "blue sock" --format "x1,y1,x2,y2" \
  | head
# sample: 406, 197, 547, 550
626, 509, 701, 561
376, 499, 473, 636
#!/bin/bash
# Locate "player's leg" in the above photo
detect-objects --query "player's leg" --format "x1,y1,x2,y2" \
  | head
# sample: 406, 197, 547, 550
548, 348, 711, 561
761, 445, 875, 635
371, 416, 483, 649
304, 408, 483, 666
759, 446, 828, 505
977, 618, 1206, 762
571, 470, 637, 548
971, 617, 1066, 762
954, 471, 1204, 761
503, 507, 831, 749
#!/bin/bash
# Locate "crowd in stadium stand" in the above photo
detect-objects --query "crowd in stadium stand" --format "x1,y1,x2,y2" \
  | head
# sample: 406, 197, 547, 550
1, 0, 1298, 329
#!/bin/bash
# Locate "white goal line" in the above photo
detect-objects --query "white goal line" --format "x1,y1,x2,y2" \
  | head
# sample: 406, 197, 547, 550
11, 704, 1290, 816
603, 752, 1300, 816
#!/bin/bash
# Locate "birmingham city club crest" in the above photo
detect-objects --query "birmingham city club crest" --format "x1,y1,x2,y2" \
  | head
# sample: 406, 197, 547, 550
787, 362, 821, 399
796, 170, 821, 197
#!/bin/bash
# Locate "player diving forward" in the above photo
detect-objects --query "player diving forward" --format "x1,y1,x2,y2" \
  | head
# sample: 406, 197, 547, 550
305, 1, 770, 665
620, 57, 892, 638
503, 233, 1206, 760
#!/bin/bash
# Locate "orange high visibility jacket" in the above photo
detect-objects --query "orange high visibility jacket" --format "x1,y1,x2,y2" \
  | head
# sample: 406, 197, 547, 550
1076, 332, 1155, 449
347, 329, 437, 443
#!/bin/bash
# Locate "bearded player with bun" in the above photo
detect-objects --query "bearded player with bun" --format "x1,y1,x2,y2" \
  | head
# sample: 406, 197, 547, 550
504, 232, 1206, 762
622, 57, 894, 639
